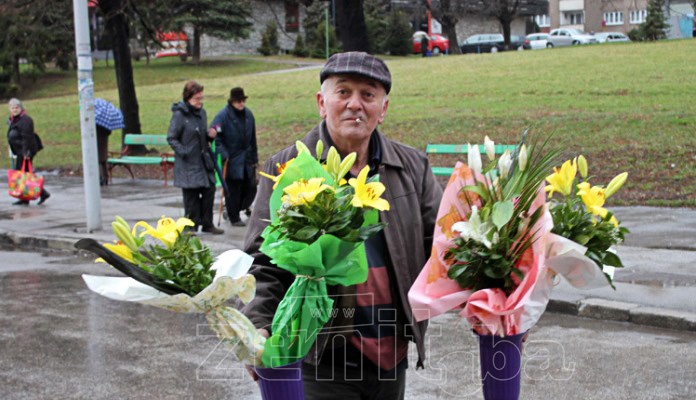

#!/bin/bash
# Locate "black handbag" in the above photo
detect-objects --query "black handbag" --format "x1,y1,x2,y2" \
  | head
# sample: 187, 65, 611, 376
201, 149, 215, 171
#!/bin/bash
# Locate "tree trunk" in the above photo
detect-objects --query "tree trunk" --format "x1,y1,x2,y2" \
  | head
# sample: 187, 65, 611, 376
11, 55, 21, 85
100, 0, 144, 154
441, 16, 461, 55
334, 0, 369, 52
193, 26, 201, 64
501, 17, 512, 48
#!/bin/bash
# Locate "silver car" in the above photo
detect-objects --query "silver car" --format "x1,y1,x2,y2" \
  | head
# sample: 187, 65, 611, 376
594, 32, 631, 43
547, 28, 598, 47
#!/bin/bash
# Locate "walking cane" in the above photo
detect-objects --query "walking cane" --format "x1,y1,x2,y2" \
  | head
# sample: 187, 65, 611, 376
217, 159, 229, 227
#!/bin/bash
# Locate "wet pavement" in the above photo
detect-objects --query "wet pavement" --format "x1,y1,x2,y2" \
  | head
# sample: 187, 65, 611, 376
0, 175, 695, 399
1, 250, 695, 400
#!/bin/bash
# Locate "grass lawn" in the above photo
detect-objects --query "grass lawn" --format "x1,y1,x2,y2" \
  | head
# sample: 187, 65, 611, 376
2, 42, 695, 206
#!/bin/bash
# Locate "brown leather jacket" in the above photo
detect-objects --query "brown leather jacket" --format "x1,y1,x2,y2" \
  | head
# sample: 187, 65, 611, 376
241, 122, 443, 369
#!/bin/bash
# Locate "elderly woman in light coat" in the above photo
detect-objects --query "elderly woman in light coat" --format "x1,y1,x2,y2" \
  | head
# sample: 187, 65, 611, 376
166, 81, 223, 235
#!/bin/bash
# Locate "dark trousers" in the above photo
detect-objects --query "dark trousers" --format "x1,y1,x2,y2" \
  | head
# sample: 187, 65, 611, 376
182, 186, 216, 229
302, 361, 406, 400
224, 174, 257, 222
14, 155, 50, 200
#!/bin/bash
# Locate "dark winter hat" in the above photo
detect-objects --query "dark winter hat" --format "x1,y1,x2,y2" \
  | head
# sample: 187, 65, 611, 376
229, 87, 248, 102
319, 52, 392, 94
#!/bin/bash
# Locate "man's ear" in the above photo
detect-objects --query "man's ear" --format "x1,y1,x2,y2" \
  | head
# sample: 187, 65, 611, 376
377, 98, 389, 125
316, 91, 327, 119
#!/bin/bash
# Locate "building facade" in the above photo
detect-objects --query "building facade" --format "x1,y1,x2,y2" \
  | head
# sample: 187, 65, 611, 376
539, 0, 694, 35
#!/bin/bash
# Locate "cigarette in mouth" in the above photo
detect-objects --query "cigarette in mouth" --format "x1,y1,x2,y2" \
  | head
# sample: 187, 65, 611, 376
355, 118, 361, 123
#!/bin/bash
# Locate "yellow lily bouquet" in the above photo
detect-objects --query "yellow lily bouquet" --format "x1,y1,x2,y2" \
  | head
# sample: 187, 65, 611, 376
257, 140, 389, 367
545, 156, 629, 287
77, 216, 265, 365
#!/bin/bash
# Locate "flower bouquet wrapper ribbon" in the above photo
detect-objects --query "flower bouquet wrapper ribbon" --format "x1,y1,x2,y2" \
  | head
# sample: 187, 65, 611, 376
82, 249, 266, 365
259, 150, 371, 368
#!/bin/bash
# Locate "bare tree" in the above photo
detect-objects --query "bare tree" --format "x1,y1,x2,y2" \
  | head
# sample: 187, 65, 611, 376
429, 0, 479, 55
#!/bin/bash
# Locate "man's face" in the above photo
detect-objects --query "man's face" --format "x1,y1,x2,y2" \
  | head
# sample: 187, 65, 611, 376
232, 99, 246, 111
188, 92, 204, 109
317, 75, 389, 145
9, 105, 22, 117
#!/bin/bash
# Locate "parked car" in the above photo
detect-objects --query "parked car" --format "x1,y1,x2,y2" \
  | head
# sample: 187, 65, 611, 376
460, 34, 525, 54
594, 32, 631, 43
547, 28, 598, 47
412, 31, 450, 55
524, 33, 550, 50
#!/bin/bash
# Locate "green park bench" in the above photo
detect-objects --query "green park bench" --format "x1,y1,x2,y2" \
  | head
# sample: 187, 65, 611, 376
426, 143, 517, 176
107, 134, 174, 186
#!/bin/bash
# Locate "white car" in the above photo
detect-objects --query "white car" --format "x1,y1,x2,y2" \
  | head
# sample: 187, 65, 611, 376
525, 33, 550, 50
547, 28, 598, 47
594, 32, 631, 43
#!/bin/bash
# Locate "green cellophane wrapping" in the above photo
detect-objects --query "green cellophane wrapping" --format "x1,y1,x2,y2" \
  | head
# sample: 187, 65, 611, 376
259, 151, 374, 367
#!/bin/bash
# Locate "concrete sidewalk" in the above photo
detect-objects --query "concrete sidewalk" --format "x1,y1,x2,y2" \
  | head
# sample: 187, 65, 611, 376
1, 174, 695, 331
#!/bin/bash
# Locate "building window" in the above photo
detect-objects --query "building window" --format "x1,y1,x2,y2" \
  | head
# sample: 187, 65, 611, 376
535, 14, 550, 27
563, 11, 584, 25
285, 2, 299, 32
603, 11, 624, 26
630, 9, 647, 24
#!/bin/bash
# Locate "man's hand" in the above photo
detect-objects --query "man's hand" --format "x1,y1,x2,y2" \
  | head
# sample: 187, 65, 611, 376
207, 127, 218, 139
246, 328, 270, 381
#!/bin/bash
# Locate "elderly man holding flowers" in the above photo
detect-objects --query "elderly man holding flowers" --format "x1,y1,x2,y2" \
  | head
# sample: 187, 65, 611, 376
241, 52, 442, 399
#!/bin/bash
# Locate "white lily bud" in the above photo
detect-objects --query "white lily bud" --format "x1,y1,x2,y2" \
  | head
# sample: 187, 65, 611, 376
468, 143, 482, 174
518, 144, 528, 172
484, 135, 495, 161
498, 150, 512, 178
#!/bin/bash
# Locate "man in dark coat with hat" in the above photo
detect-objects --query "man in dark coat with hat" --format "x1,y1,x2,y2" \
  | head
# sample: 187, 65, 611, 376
210, 87, 258, 227
240, 52, 442, 398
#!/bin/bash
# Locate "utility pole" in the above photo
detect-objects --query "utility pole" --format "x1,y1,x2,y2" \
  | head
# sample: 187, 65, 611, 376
73, 0, 102, 232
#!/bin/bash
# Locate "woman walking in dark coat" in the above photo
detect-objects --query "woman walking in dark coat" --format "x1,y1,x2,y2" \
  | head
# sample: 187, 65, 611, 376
6, 98, 50, 206
210, 87, 258, 227
166, 81, 224, 234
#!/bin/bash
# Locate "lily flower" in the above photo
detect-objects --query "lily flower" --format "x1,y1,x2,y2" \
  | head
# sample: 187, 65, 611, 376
451, 206, 495, 249
498, 150, 512, 179
282, 178, 334, 206
545, 158, 577, 197
97, 241, 135, 264
134, 216, 194, 248
468, 143, 482, 174
259, 158, 295, 189
484, 136, 495, 161
577, 155, 588, 179
518, 144, 528, 172
349, 166, 390, 211
605, 172, 628, 198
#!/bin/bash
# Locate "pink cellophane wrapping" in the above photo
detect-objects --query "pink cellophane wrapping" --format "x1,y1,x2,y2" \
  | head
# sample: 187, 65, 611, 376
409, 162, 604, 336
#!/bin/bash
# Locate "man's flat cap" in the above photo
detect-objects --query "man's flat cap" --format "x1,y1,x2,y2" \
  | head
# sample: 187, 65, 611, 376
319, 52, 392, 94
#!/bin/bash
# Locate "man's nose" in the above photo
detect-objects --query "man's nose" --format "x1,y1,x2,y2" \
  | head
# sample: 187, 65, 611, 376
345, 93, 363, 111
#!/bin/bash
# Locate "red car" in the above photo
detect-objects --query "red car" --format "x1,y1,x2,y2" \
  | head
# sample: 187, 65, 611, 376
412, 31, 450, 55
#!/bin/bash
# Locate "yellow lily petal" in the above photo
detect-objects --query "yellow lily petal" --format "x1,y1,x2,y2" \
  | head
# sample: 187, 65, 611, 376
103, 242, 135, 263
282, 177, 334, 206
545, 159, 577, 197
348, 166, 391, 211
577, 183, 607, 217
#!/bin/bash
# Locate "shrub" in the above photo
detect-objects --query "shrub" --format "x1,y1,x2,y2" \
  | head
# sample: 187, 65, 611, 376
292, 34, 309, 58
383, 11, 411, 56
258, 21, 280, 56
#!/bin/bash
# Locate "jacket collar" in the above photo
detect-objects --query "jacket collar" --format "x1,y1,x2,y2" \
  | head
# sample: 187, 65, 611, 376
311, 120, 404, 171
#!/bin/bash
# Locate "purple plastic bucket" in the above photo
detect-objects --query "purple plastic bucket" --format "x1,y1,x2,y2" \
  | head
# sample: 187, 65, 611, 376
253, 360, 304, 400
475, 331, 527, 400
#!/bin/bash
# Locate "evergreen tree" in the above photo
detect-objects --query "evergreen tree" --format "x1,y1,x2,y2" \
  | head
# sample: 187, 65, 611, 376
383, 11, 411, 56
0, 0, 74, 90
640, 0, 669, 41
170, 0, 253, 63
292, 34, 309, 58
364, 0, 389, 54
305, 2, 340, 58
258, 21, 280, 56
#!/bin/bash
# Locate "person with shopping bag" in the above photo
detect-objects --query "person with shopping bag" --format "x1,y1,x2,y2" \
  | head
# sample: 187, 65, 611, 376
6, 98, 50, 206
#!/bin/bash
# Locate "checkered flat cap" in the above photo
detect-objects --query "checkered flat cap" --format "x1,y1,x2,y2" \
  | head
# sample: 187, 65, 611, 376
320, 52, 392, 94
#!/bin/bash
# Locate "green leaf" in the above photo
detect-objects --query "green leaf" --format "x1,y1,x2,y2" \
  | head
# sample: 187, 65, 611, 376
292, 225, 320, 241
492, 200, 514, 230
602, 251, 623, 268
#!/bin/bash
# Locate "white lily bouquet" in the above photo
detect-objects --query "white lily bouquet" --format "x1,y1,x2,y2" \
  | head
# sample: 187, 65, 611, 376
77, 216, 265, 365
